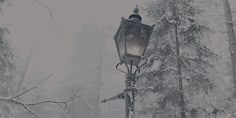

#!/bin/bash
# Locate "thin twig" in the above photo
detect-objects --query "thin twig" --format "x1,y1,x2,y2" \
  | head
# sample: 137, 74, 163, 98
27, 96, 80, 107
12, 74, 53, 99
0, 87, 80, 118
0, 71, 81, 118
22, 104, 41, 118
34, 0, 53, 19
16, 48, 33, 95
4, 98, 41, 118
27, 88, 80, 110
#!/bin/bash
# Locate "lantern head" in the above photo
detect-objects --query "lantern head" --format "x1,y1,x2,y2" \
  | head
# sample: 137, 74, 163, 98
114, 7, 154, 66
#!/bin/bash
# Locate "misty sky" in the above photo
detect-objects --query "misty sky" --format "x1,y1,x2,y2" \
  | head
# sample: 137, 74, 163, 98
0, 0, 151, 118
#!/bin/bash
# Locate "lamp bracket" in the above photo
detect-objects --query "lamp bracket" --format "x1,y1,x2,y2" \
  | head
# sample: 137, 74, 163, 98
116, 57, 148, 76
116, 62, 128, 74
101, 92, 125, 103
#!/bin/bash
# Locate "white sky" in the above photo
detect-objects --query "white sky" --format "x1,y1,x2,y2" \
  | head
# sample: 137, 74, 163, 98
1, 0, 149, 118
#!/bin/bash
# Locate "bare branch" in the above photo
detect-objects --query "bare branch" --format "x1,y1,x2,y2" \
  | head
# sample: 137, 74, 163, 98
0, 71, 80, 118
22, 104, 41, 118
13, 99, 40, 118
27, 95, 80, 107
0, 88, 80, 118
25, 88, 80, 112
0, 98, 41, 118
34, 0, 53, 19
12, 74, 53, 99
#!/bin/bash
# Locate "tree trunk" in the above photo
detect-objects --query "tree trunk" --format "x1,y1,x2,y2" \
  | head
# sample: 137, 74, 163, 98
221, 0, 236, 96
175, 23, 186, 118
159, 62, 165, 91
174, 104, 177, 118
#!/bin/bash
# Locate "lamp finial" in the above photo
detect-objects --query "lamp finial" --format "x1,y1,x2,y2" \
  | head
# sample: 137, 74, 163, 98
133, 5, 139, 14
129, 5, 142, 22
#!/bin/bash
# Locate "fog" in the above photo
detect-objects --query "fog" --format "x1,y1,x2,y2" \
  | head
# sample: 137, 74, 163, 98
1, 0, 147, 118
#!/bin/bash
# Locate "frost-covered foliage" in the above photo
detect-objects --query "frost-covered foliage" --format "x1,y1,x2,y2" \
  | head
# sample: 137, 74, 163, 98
0, 1, 16, 117
136, 0, 220, 118
0, 1, 78, 118
0, 15, 16, 118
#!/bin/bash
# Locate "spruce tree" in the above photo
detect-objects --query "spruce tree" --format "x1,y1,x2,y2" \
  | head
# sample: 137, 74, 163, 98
137, 0, 217, 118
0, 8, 15, 118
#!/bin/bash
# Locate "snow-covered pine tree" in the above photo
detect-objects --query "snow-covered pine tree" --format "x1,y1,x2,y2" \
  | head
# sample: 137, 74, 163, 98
136, 0, 217, 118
0, 2, 16, 117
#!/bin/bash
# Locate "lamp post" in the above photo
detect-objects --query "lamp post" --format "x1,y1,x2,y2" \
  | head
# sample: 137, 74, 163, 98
101, 6, 154, 118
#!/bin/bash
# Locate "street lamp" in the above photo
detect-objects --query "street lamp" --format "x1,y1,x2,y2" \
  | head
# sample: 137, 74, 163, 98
101, 6, 154, 118
114, 7, 154, 66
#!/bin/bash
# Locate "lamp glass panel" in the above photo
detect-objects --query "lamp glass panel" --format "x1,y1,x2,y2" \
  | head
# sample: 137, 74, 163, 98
117, 33, 125, 58
125, 25, 147, 57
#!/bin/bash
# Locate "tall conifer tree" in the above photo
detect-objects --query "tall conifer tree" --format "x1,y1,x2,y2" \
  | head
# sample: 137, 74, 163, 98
137, 0, 217, 117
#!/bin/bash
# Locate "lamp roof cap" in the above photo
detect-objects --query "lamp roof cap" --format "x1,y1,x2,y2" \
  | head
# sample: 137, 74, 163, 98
129, 6, 142, 22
